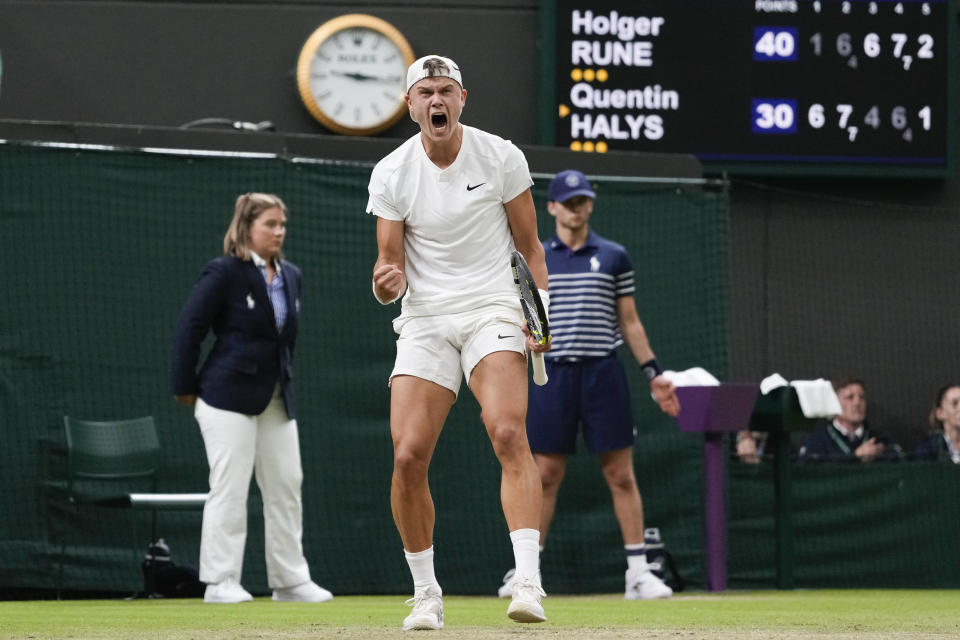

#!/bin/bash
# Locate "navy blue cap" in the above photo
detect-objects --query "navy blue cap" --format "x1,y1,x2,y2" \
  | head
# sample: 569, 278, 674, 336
548, 170, 596, 203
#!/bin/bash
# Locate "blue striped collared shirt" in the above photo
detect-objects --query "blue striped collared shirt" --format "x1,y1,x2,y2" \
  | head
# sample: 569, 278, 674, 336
251, 251, 287, 331
543, 231, 634, 360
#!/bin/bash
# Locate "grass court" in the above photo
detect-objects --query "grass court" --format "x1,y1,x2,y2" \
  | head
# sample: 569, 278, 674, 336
3, 590, 958, 639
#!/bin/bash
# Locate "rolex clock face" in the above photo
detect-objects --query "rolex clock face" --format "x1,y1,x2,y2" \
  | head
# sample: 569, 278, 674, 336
296, 14, 415, 136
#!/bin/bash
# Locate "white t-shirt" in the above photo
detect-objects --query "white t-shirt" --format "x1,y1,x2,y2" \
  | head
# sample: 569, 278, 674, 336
366, 124, 534, 317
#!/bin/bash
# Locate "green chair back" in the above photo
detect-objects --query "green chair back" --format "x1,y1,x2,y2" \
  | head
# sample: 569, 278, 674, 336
63, 416, 160, 483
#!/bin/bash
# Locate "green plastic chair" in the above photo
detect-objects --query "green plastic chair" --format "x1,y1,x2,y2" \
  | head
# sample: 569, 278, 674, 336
57, 416, 206, 597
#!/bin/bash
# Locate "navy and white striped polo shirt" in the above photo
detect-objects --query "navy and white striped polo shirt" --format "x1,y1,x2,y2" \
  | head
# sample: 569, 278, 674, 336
543, 231, 634, 360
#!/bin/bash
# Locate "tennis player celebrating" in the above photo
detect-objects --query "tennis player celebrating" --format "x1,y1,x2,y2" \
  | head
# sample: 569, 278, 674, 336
367, 55, 550, 630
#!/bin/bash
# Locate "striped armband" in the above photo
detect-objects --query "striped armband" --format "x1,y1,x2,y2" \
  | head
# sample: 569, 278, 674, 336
640, 358, 663, 381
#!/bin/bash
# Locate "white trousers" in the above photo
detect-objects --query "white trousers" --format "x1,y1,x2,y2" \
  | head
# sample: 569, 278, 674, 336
195, 395, 311, 588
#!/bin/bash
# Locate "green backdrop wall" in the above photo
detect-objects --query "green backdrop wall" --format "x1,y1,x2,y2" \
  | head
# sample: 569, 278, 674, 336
4, 141, 958, 598
0, 142, 728, 596
727, 460, 960, 589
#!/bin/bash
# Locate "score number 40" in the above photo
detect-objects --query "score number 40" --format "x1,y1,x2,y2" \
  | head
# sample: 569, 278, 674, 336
754, 100, 932, 141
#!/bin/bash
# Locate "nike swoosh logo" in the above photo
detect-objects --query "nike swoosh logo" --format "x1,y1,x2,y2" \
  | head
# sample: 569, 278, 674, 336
497, 334, 514, 339
466, 182, 486, 191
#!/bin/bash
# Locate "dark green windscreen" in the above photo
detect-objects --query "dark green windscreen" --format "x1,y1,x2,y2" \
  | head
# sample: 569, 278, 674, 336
0, 142, 729, 595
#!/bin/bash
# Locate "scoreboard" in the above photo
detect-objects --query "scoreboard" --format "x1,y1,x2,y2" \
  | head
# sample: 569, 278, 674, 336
548, 0, 955, 176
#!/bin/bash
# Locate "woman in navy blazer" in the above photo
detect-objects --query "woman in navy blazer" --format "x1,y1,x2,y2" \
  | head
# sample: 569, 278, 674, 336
171, 193, 331, 604
913, 384, 960, 462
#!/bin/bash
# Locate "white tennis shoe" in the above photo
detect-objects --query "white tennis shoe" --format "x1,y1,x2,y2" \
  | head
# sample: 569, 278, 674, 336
625, 568, 673, 600
271, 580, 333, 602
204, 578, 253, 604
506, 573, 546, 623
497, 567, 516, 598
403, 585, 444, 631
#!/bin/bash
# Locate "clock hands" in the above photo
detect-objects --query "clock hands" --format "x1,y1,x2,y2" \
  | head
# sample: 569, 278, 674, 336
331, 70, 402, 83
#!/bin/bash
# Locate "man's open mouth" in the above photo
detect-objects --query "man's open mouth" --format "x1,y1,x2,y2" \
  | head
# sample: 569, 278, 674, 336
431, 113, 448, 129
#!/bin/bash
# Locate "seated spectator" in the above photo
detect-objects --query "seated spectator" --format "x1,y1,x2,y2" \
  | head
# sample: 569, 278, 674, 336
735, 430, 768, 464
913, 384, 960, 463
798, 377, 903, 463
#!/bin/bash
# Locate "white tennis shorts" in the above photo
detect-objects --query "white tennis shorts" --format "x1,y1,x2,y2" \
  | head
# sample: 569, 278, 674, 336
390, 303, 525, 396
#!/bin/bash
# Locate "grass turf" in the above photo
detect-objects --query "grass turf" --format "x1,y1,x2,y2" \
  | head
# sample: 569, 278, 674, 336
2, 590, 958, 639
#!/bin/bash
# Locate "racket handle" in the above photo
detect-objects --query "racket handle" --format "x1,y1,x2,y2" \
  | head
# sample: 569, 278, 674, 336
531, 352, 548, 386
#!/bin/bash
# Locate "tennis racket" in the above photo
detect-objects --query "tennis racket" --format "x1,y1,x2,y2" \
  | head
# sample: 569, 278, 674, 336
510, 250, 550, 386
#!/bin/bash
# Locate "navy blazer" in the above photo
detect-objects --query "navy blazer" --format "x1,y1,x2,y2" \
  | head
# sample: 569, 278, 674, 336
797, 419, 903, 462
170, 255, 302, 418
913, 432, 953, 462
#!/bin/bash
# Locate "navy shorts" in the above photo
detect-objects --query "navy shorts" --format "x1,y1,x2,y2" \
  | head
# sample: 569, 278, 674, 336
527, 354, 635, 455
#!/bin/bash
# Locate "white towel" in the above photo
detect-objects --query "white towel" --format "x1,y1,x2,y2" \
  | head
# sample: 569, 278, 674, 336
760, 373, 789, 395
760, 373, 841, 417
662, 367, 720, 387
790, 379, 842, 418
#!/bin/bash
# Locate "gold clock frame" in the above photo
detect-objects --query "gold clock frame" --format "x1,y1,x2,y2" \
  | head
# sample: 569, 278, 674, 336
296, 14, 416, 136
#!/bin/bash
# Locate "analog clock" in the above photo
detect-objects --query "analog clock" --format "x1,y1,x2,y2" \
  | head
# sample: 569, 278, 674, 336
296, 14, 415, 136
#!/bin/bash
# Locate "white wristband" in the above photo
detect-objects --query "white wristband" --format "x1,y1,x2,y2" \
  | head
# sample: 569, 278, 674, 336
538, 288, 550, 321
373, 279, 403, 305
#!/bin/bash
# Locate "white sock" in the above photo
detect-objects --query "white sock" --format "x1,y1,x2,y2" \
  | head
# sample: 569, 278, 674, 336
404, 546, 440, 592
509, 528, 540, 579
625, 543, 649, 572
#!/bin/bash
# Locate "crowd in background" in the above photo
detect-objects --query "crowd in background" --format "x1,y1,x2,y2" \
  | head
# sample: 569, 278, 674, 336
735, 379, 960, 464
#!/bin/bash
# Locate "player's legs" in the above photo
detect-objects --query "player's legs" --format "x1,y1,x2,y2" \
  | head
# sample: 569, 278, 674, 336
388, 313, 463, 552
470, 350, 541, 531
534, 452, 568, 544
390, 375, 452, 630
492, 358, 580, 598
387, 314, 469, 629
471, 350, 546, 622
389, 374, 454, 552
497, 452, 567, 599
